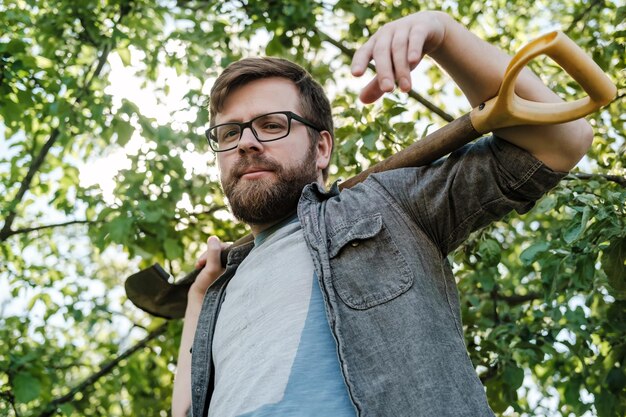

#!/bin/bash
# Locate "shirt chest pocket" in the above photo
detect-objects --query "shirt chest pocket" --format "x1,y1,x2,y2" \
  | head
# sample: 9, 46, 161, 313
327, 213, 413, 310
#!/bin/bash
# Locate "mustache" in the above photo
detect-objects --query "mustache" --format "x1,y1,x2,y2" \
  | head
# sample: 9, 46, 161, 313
231, 155, 282, 179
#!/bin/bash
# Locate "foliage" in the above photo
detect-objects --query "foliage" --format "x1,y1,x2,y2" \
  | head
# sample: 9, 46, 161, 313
0, 0, 624, 416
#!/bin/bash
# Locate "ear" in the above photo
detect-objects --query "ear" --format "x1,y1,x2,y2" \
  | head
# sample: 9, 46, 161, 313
315, 131, 333, 171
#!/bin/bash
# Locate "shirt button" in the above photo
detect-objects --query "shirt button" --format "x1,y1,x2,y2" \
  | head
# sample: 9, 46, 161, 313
350, 241, 359, 247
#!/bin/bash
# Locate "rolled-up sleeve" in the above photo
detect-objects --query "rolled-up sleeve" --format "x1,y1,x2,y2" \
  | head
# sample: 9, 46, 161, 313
371, 135, 567, 255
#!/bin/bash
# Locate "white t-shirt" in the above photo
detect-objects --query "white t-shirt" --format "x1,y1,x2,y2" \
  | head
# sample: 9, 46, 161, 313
208, 217, 355, 417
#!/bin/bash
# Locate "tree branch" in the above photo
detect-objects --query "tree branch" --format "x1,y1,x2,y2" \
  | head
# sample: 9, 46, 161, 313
312, 28, 455, 123
0, 3, 128, 243
490, 286, 501, 324
36, 322, 168, 417
565, 0, 604, 34
495, 292, 542, 306
566, 172, 626, 187
0, 128, 61, 241
182, 204, 229, 222
2, 204, 228, 240
2, 219, 98, 239
0, 389, 18, 417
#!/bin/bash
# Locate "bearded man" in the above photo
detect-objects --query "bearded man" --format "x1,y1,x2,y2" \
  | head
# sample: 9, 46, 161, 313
172, 10, 593, 417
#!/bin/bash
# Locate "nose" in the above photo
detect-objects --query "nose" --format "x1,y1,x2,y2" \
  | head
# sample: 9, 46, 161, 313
237, 126, 263, 154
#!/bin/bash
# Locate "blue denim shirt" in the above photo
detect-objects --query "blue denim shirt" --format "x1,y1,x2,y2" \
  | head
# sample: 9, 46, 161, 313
190, 137, 565, 417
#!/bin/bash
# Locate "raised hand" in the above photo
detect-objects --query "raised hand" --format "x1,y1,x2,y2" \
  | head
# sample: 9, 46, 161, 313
351, 11, 446, 104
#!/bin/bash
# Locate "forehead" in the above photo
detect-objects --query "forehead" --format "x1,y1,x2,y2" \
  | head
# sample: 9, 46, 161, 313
215, 77, 301, 123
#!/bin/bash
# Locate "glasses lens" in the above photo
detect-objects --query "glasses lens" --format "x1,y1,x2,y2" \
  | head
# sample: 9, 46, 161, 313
251, 113, 290, 141
210, 124, 241, 151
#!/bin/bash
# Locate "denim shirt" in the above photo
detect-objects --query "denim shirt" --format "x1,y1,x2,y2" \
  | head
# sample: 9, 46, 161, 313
190, 137, 565, 417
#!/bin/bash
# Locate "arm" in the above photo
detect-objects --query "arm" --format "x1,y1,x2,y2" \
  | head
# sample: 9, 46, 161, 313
351, 11, 594, 172
172, 236, 226, 417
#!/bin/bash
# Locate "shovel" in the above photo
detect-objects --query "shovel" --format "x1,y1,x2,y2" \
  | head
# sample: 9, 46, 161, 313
125, 31, 616, 319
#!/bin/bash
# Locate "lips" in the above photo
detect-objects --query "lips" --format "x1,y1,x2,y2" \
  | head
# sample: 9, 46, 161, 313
240, 169, 274, 180
232, 156, 281, 180
243, 166, 272, 175
237, 166, 275, 179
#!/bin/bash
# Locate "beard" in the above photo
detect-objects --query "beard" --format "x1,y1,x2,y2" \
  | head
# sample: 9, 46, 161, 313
221, 145, 319, 225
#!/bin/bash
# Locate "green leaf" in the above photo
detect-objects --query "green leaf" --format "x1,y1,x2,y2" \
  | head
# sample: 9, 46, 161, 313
564, 381, 581, 405
603, 238, 626, 299
478, 238, 501, 264
351, 3, 372, 21
59, 403, 75, 416
479, 274, 496, 292
563, 206, 590, 244
13, 372, 41, 403
596, 389, 617, 417
143, 208, 164, 223
164, 238, 183, 260
535, 194, 556, 212
615, 6, 626, 26
265, 36, 282, 56
606, 367, 626, 393
108, 216, 133, 242
114, 118, 134, 146
503, 364, 524, 390
362, 126, 378, 150
520, 241, 549, 265
118, 47, 131, 66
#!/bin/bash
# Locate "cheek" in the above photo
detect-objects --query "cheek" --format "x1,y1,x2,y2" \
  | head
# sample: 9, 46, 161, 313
216, 155, 230, 175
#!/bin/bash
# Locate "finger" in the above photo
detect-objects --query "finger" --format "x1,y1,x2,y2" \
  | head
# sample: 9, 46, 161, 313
195, 253, 207, 269
205, 236, 223, 269
407, 25, 427, 68
371, 33, 395, 93
194, 236, 220, 270
359, 75, 385, 104
351, 38, 375, 77
189, 236, 226, 296
195, 246, 208, 269
197, 236, 224, 285
391, 29, 411, 92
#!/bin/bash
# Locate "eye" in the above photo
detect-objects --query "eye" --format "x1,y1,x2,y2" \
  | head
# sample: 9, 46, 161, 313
254, 114, 288, 133
218, 126, 240, 142
262, 122, 284, 131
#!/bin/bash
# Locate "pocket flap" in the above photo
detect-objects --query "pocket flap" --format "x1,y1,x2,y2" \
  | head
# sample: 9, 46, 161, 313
328, 214, 383, 258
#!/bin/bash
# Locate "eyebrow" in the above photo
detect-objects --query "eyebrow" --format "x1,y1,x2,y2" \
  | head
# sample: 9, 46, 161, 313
214, 111, 292, 125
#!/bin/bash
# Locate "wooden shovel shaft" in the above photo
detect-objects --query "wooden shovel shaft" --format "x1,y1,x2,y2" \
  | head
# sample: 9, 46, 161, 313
340, 114, 479, 189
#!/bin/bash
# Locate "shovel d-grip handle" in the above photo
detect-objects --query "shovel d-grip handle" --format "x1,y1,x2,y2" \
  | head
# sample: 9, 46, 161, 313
470, 31, 616, 133
125, 31, 616, 319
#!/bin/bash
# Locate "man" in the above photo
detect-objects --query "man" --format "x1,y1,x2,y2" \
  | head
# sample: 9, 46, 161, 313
172, 10, 593, 417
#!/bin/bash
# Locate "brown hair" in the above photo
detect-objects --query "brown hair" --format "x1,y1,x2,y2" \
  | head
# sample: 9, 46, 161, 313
208, 57, 334, 180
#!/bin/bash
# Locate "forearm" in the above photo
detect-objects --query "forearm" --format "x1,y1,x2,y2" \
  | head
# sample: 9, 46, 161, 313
172, 236, 227, 416
172, 293, 204, 417
430, 12, 593, 171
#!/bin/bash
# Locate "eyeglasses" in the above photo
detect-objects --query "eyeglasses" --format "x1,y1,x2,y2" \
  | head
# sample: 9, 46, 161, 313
205, 111, 322, 152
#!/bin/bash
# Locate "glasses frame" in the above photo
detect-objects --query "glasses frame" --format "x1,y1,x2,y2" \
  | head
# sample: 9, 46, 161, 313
205, 111, 323, 152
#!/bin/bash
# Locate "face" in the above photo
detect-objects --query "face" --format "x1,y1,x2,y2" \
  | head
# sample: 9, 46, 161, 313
215, 77, 332, 230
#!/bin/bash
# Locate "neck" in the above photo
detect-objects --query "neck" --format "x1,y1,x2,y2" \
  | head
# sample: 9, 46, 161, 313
249, 210, 298, 237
